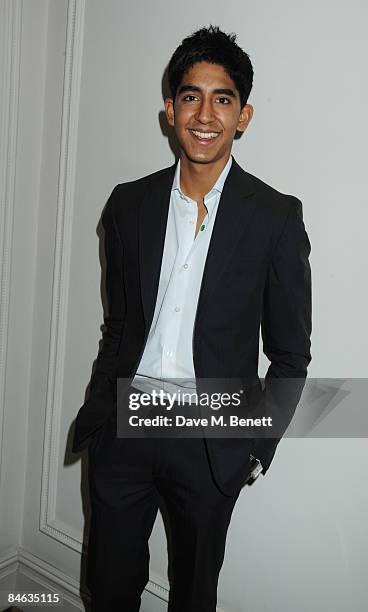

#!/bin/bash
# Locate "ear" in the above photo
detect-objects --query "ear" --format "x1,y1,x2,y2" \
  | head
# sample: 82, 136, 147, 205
237, 103, 254, 133
164, 97, 175, 127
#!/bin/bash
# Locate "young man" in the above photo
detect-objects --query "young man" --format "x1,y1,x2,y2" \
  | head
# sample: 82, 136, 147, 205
72, 25, 312, 612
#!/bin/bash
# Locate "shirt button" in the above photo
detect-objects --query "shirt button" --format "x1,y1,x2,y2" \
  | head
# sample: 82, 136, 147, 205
183, 263, 189, 269
174, 306, 181, 312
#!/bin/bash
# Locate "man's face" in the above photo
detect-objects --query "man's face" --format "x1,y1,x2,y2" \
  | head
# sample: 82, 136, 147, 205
165, 61, 253, 165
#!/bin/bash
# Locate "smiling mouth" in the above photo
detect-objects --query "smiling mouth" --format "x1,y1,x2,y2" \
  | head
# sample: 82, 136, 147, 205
188, 129, 221, 144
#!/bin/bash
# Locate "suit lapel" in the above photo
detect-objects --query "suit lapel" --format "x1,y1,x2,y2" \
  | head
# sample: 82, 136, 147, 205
138, 156, 257, 332
194, 157, 257, 324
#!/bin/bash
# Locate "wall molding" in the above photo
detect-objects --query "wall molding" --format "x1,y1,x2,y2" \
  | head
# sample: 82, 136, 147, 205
0, 548, 18, 579
39, 0, 86, 549
0, 0, 22, 487
15, 547, 85, 609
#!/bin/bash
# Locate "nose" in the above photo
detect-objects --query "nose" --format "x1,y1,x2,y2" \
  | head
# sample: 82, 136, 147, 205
195, 97, 214, 124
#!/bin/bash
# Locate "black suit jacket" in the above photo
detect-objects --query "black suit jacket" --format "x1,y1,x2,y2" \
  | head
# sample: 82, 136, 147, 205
72, 155, 312, 496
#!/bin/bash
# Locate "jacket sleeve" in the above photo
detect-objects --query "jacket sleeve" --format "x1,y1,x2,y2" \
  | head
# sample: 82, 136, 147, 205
253, 196, 312, 474
72, 185, 126, 451
89, 184, 126, 398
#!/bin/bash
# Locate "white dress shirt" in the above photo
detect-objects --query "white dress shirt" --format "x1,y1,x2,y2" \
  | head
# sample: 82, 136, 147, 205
131, 154, 233, 397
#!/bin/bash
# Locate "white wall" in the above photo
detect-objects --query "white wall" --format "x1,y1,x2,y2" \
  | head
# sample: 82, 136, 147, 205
0, 1, 367, 611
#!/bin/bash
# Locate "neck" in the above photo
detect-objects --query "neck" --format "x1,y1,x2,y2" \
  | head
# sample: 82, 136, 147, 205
179, 153, 231, 202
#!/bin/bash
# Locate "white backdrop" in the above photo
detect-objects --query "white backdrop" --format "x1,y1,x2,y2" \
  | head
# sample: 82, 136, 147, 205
0, 1, 367, 611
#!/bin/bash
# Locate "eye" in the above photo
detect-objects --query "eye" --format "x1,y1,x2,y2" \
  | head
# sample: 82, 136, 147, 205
183, 95, 198, 102
217, 97, 231, 104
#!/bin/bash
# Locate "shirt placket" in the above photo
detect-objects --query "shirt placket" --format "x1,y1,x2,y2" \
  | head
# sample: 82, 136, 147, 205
160, 194, 197, 387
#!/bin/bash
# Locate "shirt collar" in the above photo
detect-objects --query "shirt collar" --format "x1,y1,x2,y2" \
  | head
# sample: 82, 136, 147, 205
172, 155, 233, 219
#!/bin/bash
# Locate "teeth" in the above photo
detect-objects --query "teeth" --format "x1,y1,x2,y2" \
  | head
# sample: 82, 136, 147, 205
190, 130, 219, 139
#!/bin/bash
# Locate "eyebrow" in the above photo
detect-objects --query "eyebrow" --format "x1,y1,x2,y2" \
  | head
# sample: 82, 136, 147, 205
177, 84, 237, 98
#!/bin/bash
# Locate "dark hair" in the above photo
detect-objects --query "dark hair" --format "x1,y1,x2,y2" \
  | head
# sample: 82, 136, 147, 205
168, 25, 253, 108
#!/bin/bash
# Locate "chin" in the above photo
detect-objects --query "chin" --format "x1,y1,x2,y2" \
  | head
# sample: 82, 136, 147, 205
181, 146, 221, 164
184, 154, 216, 165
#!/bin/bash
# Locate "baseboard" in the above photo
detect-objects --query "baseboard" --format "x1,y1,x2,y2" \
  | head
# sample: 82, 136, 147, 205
0, 548, 229, 611
0, 548, 170, 611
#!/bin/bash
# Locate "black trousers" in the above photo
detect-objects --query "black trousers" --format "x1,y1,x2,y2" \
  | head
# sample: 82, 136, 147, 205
86, 389, 241, 611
